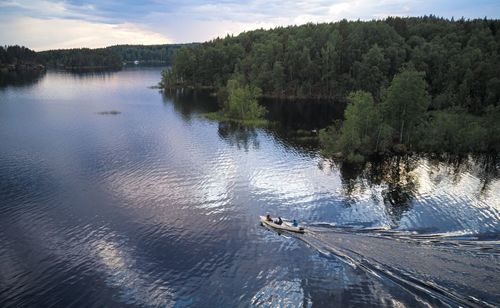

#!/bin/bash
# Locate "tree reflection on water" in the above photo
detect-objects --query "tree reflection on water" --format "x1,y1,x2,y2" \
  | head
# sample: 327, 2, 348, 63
218, 121, 259, 151
324, 154, 498, 226
426, 154, 498, 196
375, 156, 418, 225
0, 70, 46, 88
162, 89, 219, 121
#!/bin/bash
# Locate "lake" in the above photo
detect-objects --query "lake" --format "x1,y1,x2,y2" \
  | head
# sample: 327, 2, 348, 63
0, 67, 499, 307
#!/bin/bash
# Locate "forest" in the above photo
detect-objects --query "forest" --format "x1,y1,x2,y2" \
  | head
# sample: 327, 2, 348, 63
38, 48, 123, 70
163, 16, 500, 158
38, 44, 193, 70
108, 44, 196, 65
0, 45, 45, 82
2, 43, 192, 74
0, 45, 38, 65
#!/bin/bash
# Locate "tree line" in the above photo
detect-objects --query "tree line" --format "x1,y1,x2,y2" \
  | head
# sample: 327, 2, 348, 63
0, 45, 45, 82
38, 48, 123, 70
0, 45, 38, 65
108, 44, 196, 65
163, 16, 500, 158
164, 16, 499, 109
38, 44, 194, 70
2, 43, 193, 75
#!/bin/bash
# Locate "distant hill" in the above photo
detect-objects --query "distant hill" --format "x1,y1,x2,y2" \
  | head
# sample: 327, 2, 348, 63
37, 43, 198, 70
37, 48, 122, 70
107, 44, 198, 65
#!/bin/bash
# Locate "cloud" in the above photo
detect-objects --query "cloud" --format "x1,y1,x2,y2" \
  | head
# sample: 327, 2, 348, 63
140, 0, 418, 42
1, 0, 499, 49
0, 16, 170, 50
142, 0, 500, 42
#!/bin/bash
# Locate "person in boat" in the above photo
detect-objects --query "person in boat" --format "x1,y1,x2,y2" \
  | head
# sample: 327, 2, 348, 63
274, 217, 283, 225
292, 219, 298, 227
266, 214, 273, 222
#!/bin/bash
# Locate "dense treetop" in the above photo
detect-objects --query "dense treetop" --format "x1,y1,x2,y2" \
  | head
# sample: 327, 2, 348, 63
0, 45, 38, 65
38, 44, 195, 70
320, 69, 499, 161
108, 44, 196, 64
163, 16, 500, 157
37, 48, 123, 70
218, 74, 266, 121
165, 16, 500, 114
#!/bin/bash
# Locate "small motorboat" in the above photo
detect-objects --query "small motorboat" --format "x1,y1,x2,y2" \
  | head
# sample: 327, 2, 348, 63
260, 216, 305, 234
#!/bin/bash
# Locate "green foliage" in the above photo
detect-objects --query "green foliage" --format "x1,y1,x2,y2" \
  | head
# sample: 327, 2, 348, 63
353, 44, 388, 100
38, 48, 122, 70
323, 68, 499, 162
416, 106, 500, 153
38, 44, 195, 70
161, 68, 176, 87
168, 17, 500, 112
221, 75, 266, 121
0, 45, 38, 65
0, 46, 44, 78
168, 42, 244, 88
107, 44, 193, 65
320, 91, 392, 161
382, 68, 430, 145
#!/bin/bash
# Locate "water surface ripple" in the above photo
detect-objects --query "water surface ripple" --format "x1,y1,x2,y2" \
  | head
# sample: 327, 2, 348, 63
0, 68, 498, 307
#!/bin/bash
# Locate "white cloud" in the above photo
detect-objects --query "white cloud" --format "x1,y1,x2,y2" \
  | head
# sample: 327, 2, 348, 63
0, 0, 102, 22
0, 17, 171, 50
144, 0, 423, 42
1, 0, 499, 48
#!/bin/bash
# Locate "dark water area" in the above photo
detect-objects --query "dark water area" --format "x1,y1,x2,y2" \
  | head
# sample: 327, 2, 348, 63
0, 70, 46, 87
262, 97, 346, 131
0, 67, 499, 307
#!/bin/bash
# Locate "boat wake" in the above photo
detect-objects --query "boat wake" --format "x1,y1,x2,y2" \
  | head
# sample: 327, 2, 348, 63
273, 223, 500, 307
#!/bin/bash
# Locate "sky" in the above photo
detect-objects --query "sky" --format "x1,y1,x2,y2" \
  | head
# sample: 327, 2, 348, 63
1, 0, 499, 50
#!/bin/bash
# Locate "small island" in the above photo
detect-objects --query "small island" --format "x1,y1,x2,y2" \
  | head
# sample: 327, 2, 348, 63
203, 75, 268, 126
96, 110, 121, 115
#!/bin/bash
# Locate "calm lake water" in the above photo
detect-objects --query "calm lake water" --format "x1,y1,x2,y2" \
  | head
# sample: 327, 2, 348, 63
0, 67, 499, 307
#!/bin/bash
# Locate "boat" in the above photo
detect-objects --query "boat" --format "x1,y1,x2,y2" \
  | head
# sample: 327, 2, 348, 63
260, 216, 305, 234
